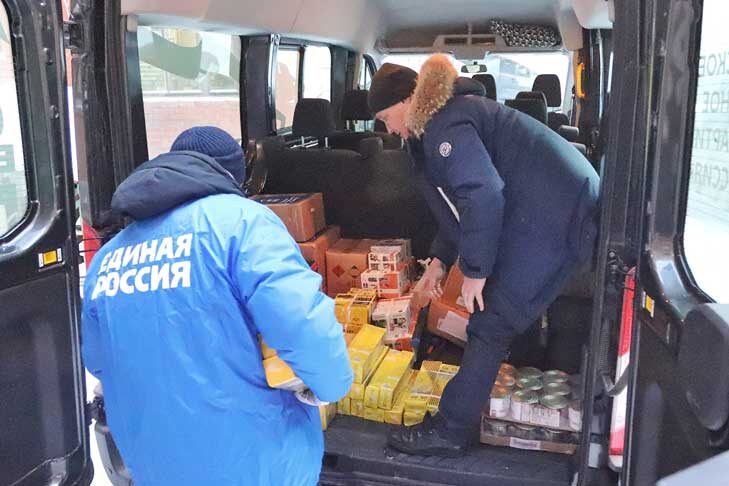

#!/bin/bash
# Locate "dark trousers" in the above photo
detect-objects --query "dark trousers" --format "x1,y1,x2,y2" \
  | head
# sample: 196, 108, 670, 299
438, 309, 520, 438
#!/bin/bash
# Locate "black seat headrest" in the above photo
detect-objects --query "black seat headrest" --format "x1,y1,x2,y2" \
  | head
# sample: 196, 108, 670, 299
342, 90, 373, 121
292, 98, 336, 138
532, 74, 562, 107
374, 119, 387, 133
472, 74, 497, 100
516, 90, 549, 105
458, 77, 486, 97
505, 98, 548, 125
558, 125, 580, 142
548, 112, 570, 132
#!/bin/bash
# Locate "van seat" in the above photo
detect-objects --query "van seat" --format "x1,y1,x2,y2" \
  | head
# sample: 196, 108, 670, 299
292, 98, 336, 146
472, 74, 497, 100
531, 74, 570, 131
505, 97, 548, 125
329, 90, 401, 151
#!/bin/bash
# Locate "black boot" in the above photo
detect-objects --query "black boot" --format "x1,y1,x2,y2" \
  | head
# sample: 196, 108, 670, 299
387, 412, 468, 457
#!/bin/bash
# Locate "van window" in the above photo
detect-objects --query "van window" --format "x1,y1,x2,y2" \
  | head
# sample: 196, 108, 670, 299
303, 45, 331, 100
0, 6, 28, 237
275, 47, 301, 131
358, 55, 373, 90
382, 52, 571, 105
683, 0, 729, 303
137, 27, 241, 159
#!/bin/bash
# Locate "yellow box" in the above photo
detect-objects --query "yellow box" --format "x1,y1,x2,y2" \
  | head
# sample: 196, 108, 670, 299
364, 407, 386, 422
262, 355, 305, 391
385, 370, 416, 425
335, 291, 375, 329
403, 410, 426, 426
258, 335, 278, 360
320, 403, 337, 431
351, 400, 365, 418
364, 349, 414, 410
349, 325, 386, 383
338, 397, 351, 415
348, 346, 388, 400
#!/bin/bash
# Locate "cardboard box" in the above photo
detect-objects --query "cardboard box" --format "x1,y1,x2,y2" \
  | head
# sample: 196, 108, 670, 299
370, 239, 412, 259
348, 325, 386, 383
368, 249, 403, 272
480, 415, 577, 455
337, 397, 351, 415
360, 267, 409, 298
319, 402, 337, 431
326, 239, 376, 296
335, 291, 375, 332
479, 431, 577, 455
252, 193, 326, 242
351, 399, 365, 418
427, 299, 470, 346
403, 410, 426, 426
442, 264, 466, 310
404, 361, 459, 415
364, 407, 386, 422
298, 226, 341, 293
384, 370, 416, 425
259, 335, 306, 392
348, 346, 388, 401
262, 355, 305, 392
364, 349, 414, 409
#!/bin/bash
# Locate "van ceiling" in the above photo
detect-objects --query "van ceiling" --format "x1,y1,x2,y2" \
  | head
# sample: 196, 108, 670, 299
121, 0, 566, 52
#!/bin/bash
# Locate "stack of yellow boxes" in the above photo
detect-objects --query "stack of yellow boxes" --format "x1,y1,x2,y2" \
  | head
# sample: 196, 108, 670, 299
339, 324, 386, 417
334, 288, 377, 338
403, 361, 460, 426
362, 349, 415, 422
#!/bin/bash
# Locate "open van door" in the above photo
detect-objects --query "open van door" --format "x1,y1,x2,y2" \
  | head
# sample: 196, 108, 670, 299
0, 0, 92, 485
601, 0, 729, 484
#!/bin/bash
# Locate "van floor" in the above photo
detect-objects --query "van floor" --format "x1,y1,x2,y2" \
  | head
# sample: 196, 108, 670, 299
321, 416, 574, 486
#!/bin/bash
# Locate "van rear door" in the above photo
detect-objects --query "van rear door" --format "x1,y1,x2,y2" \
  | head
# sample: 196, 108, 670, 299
0, 0, 92, 484
604, 0, 729, 483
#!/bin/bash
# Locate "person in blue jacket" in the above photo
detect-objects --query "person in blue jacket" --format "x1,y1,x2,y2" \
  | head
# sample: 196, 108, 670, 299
81, 126, 353, 485
369, 55, 600, 456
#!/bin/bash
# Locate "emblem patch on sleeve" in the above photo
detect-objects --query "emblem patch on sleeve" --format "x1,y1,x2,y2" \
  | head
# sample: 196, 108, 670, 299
439, 141, 452, 157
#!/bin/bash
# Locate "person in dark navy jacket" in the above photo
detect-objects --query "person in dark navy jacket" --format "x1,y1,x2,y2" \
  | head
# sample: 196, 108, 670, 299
369, 55, 599, 456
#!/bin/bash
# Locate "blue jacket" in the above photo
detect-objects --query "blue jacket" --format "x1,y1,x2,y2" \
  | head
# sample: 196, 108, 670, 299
407, 58, 600, 327
82, 151, 352, 486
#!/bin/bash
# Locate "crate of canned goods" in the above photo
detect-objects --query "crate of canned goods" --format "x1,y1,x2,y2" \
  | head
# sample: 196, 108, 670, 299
486, 366, 583, 431
480, 416, 580, 455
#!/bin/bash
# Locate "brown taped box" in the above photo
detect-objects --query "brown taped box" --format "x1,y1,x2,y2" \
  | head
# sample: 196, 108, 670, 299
441, 264, 466, 311
298, 226, 341, 294
251, 193, 326, 242
479, 431, 577, 455
326, 239, 376, 297
427, 299, 469, 347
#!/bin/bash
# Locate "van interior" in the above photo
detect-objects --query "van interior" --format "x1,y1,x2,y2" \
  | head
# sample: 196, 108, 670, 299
77, 1, 615, 485
3, 0, 729, 485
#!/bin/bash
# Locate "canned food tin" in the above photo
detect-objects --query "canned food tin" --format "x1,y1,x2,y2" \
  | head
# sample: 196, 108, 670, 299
543, 370, 570, 383
569, 400, 583, 431
511, 389, 539, 421
513, 423, 538, 440
495, 374, 516, 388
516, 376, 543, 391
517, 366, 543, 380
544, 381, 571, 397
485, 419, 511, 436
489, 385, 512, 418
542, 428, 569, 442
540, 393, 570, 410
499, 363, 517, 376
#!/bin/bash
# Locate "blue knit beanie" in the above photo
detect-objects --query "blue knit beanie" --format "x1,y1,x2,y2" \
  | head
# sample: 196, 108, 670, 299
171, 126, 246, 184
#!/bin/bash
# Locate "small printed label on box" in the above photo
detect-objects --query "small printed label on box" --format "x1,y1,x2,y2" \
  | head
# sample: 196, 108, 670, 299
509, 437, 542, 451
